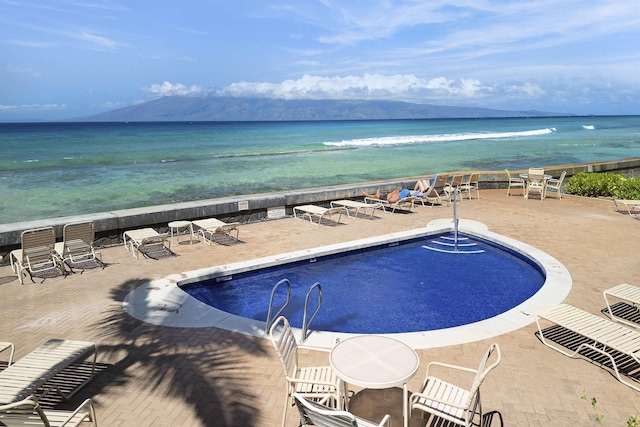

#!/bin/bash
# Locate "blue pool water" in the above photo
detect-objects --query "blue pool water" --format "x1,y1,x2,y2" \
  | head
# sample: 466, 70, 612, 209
183, 232, 546, 334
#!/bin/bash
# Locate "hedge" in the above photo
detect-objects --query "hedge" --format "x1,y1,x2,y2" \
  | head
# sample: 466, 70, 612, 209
565, 172, 640, 199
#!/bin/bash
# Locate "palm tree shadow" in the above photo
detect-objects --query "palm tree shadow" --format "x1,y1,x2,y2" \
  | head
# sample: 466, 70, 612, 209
87, 278, 267, 426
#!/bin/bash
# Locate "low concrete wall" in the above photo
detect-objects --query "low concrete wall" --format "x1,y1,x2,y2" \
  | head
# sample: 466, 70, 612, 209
2, 157, 639, 258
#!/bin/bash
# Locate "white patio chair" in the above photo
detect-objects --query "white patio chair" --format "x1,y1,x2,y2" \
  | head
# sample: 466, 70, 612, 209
545, 170, 566, 199
409, 343, 501, 427
525, 168, 546, 200
505, 169, 525, 197
269, 316, 340, 427
294, 393, 390, 427
460, 172, 480, 200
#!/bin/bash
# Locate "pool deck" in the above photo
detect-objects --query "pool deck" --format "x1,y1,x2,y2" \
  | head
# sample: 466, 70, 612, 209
1, 189, 640, 426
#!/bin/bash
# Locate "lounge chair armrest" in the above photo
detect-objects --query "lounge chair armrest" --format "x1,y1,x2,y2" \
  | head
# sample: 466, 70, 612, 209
377, 413, 391, 427
410, 390, 469, 410
426, 360, 477, 374
297, 344, 331, 353
0, 342, 15, 366
286, 375, 337, 387
422, 361, 477, 386
59, 398, 97, 427
364, 197, 385, 204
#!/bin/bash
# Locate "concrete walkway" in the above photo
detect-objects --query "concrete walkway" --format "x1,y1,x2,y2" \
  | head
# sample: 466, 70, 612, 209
1, 189, 639, 426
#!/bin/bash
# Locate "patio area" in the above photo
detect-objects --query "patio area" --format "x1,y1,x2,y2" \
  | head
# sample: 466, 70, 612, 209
1, 189, 639, 426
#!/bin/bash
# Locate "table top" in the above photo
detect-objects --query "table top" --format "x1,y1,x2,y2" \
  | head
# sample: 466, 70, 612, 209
168, 220, 192, 228
329, 335, 419, 389
520, 173, 552, 179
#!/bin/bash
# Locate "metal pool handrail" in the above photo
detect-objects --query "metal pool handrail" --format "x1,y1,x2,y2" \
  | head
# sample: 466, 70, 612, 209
302, 282, 323, 343
265, 278, 291, 335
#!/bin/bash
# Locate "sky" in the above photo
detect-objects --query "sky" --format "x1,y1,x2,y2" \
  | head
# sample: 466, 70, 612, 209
1, 0, 639, 121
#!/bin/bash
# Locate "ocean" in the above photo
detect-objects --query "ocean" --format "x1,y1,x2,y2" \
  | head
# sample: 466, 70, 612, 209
1, 116, 639, 224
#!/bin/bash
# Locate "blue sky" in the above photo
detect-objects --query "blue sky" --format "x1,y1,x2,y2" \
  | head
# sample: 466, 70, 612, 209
1, 0, 639, 121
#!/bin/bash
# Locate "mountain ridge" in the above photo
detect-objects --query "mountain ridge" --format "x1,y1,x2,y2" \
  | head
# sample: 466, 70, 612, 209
74, 96, 571, 121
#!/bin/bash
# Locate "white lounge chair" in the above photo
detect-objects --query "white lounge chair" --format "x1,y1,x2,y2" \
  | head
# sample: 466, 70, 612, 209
0, 339, 97, 403
10, 227, 66, 284
535, 303, 640, 391
191, 218, 240, 246
613, 199, 640, 216
409, 343, 501, 427
293, 393, 390, 427
603, 283, 640, 329
445, 174, 464, 202
0, 397, 97, 427
545, 171, 566, 200
293, 205, 347, 225
414, 173, 450, 207
122, 228, 170, 259
55, 221, 104, 270
330, 199, 383, 219
505, 169, 525, 197
269, 316, 340, 427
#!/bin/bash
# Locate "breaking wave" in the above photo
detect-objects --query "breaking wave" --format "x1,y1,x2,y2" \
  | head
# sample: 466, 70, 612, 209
323, 128, 555, 147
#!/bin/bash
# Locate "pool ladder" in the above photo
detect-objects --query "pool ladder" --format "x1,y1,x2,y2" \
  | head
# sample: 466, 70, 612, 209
265, 279, 323, 343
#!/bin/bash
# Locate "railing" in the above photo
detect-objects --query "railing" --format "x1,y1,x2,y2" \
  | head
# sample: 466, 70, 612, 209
265, 278, 291, 335
301, 282, 323, 343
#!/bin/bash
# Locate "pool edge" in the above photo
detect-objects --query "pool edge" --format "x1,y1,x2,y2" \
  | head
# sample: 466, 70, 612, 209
122, 218, 572, 350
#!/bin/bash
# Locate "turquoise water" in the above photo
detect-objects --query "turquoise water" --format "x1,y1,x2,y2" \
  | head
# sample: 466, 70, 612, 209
1, 116, 639, 224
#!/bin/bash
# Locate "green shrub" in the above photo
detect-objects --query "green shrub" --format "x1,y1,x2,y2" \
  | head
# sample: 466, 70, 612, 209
564, 172, 640, 199
615, 178, 640, 200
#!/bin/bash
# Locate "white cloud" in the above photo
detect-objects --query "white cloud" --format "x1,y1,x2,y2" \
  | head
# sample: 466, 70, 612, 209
220, 74, 495, 101
506, 83, 545, 97
0, 103, 67, 111
76, 30, 120, 51
142, 81, 213, 97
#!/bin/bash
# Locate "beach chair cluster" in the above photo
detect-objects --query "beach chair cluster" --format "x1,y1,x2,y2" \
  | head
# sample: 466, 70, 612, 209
0, 339, 100, 426
9, 221, 104, 284
535, 283, 640, 392
123, 216, 242, 259
292, 172, 481, 226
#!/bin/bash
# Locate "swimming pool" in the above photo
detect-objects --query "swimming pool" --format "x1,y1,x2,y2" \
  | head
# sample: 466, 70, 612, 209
183, 232, 545, 334
123, 219, 572, 349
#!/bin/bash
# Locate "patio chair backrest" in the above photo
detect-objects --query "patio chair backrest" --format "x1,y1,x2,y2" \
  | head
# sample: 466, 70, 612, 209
294, 393, 359, 427
21, 227, 57, 270
269, 316, 299, 378
20, 227, 55, 258
424, 173, 448, 197
64, 221, 95, 246
467, 343, 501, 407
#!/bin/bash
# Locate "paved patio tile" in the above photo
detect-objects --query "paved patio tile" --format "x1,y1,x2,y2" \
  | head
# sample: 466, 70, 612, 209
1, 190, 640, 426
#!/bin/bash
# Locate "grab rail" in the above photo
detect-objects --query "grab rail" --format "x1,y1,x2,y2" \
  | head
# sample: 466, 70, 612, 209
301, 282, 323, 343
265, 278, 291, 335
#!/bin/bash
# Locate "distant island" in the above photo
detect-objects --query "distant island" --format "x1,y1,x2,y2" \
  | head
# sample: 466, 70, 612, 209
74, 97, 570, 122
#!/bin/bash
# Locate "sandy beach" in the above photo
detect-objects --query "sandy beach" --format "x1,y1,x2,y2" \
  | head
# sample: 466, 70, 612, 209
1, 189, 640, 426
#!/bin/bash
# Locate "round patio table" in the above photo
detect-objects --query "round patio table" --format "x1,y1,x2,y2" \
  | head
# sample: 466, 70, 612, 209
330, 335, 419, 427
168, 220, 196, 245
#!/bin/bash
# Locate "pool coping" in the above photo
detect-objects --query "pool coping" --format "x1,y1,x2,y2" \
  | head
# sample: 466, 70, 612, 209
122, 218, 572, 350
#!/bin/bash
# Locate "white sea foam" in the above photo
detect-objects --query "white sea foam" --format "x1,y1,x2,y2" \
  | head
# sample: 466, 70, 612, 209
582, 125, 595, 130
323, 128, 555, 147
